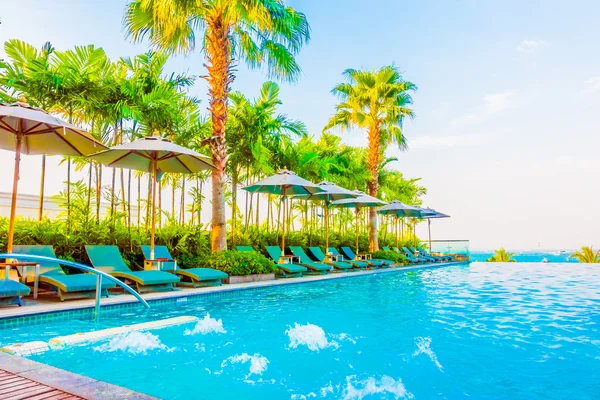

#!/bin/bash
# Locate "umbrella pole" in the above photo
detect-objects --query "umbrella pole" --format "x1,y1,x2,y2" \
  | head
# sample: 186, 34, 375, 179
281, 193, 286, 253
413, 220, 417, 255
325, 200, 329, 253
150, 159, 157, 260
355, 207, 359, 256
395, 216, 399, 249
428, 219, 432, 253
7, 135, 22, 253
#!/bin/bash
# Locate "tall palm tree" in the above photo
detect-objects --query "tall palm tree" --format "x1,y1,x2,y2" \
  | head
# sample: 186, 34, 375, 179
486, 248, 517, 262
124, 0, 310, 251
570, 246, 600, 263
325, 65, 416, 251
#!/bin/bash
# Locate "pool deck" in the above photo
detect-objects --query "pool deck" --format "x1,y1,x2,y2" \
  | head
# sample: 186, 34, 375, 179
0, 353, 158, 399
0, 260, 467, 320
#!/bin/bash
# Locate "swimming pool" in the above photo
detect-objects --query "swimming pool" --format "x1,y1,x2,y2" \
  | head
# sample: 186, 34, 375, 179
3, 262, 599, 399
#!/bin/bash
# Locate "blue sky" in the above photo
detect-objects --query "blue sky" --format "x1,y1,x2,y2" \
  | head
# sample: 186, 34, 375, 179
1, 0, 599, 250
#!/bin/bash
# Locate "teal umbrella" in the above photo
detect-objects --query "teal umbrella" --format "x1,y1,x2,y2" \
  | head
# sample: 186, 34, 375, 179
331, 191, 387, 255
243, 169, 325, 252
378, 200, 422, 248
294, 181, 358, 251
418, 208, 450, 252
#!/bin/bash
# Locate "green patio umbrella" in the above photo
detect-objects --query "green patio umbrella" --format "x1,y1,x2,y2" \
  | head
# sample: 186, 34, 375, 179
331, 191, 387, 255
377, 200, 422, 249
243, 169, 325, 252
294, 181, 358, 252
89, 135, 215, 259
0, 102, 107, 252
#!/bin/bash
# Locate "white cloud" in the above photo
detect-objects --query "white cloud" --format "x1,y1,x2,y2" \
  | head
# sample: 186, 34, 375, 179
410, 134, 493, 149
451, 91, 516, 126
582, 77, 600, 93
517, 40, 549, 53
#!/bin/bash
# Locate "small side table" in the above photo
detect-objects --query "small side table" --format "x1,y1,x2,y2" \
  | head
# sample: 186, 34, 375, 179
278, 255, 299, 265
0, 262, 40, 299
326, 254, 343, 263
144, 258, 174, 271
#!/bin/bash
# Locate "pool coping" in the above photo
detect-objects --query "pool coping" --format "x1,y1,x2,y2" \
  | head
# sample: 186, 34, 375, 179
0, 352, 159, 399
0, 261, 468, 325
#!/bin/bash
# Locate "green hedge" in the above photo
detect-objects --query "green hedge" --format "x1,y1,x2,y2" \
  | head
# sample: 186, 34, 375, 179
204, 250, 277, 276
370, 250, 407, 265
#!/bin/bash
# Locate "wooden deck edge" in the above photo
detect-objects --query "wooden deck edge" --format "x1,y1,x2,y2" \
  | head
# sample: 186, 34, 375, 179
0, 353, 159, 400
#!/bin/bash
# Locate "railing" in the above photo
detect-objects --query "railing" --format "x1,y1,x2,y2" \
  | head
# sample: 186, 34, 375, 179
0, 253, 150, 320
429, 240, 470, 261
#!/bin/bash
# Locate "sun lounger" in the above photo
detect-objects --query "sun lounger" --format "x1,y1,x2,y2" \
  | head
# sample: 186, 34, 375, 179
288, 246, 335, 273
141, 245, 227, 287
0, 266, 30, 306
392, 247, 421, 264
265, 246, 331, 274
402, 247, 429, 263
408, 247, 437, 263
308, 247, 355, 271
417, 246, 453, 262
327, 248, 368, 269
340, 247, 392, 267
239, 246, 306, 277
86, 245, 179, 293
265, 246, 317, 276
13, 245, 116, 301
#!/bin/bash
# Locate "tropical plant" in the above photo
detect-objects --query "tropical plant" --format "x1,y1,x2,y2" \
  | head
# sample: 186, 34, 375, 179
123, 0, 311, 251
570, 246, 600, 263
325, 65, 416, 251
486, 248, 516, 262
204, 250, 277, 276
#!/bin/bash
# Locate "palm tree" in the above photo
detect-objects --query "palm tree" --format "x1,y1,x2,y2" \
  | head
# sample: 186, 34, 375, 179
570, 246, 600, 263
0, 40, 61, 221
325, 65, 416, 251
486, 248, 517, 262
123, 0, 310, 251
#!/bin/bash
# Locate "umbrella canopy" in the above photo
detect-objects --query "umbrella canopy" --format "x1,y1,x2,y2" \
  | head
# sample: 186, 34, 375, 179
244, 169, 325, 196
89, 136, 215, 259
243, 169, 325, 252
0, 102, 105, 156
0, 102, 107, 252
294, 181, 359, 251
331, 191, 387, 255
330, 190, 387, 208
89, 135, 214, 173
377, 200, 423, 248
415, 207, 450, 252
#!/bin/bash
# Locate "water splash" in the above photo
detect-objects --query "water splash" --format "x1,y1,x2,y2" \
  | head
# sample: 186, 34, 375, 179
413, 337, 443, 372
285, 323, 339, 351
184, 314, 227, 335
320, 382, 334, 397
93, 331, 173, 355
342, 375, 413, 399
222, 353, 269, 378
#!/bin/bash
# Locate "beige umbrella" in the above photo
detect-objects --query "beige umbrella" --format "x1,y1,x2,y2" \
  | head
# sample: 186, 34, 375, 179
0, 102, 106, 252
89, 136, 215, 259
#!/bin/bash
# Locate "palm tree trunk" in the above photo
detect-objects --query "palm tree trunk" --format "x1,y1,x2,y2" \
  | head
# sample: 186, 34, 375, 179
198, 179, 203, 226
367, 120, 381, 251
87, 162, 93, 222
110, 168, 116, 219
38, 155, 46, 221
171, 176, 176, 221
120, 169, 126, 216
255, 191, 260, 226
231, 170, 238, 244
96, 164, 102, 224
205, 16, 232, 251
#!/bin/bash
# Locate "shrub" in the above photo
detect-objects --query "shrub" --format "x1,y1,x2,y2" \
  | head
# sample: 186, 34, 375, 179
204, 250, 277, 276
370, 250, 407, 265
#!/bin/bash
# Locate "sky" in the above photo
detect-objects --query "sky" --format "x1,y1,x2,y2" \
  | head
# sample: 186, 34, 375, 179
1, 0, 599, 251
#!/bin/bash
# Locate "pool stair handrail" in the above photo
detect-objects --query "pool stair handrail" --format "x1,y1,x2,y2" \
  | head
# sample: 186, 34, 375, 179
0, 253, 150, 319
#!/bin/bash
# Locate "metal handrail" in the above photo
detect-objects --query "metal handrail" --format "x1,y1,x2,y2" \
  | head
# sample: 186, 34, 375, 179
0, 253, 150, 320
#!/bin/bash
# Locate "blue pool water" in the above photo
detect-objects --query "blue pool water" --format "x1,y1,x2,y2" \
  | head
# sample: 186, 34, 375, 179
3, 262, 600, 399
470, 251, 577, 263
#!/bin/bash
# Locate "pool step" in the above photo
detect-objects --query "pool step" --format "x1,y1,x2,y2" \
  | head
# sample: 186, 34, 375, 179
1, 315, 199, 356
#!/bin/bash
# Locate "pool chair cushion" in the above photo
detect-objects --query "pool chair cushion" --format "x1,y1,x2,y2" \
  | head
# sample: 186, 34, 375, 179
13, 245, 116, 293
179, 268, 228, 281
0, 280, 30, 298
264, 246, 308, 274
